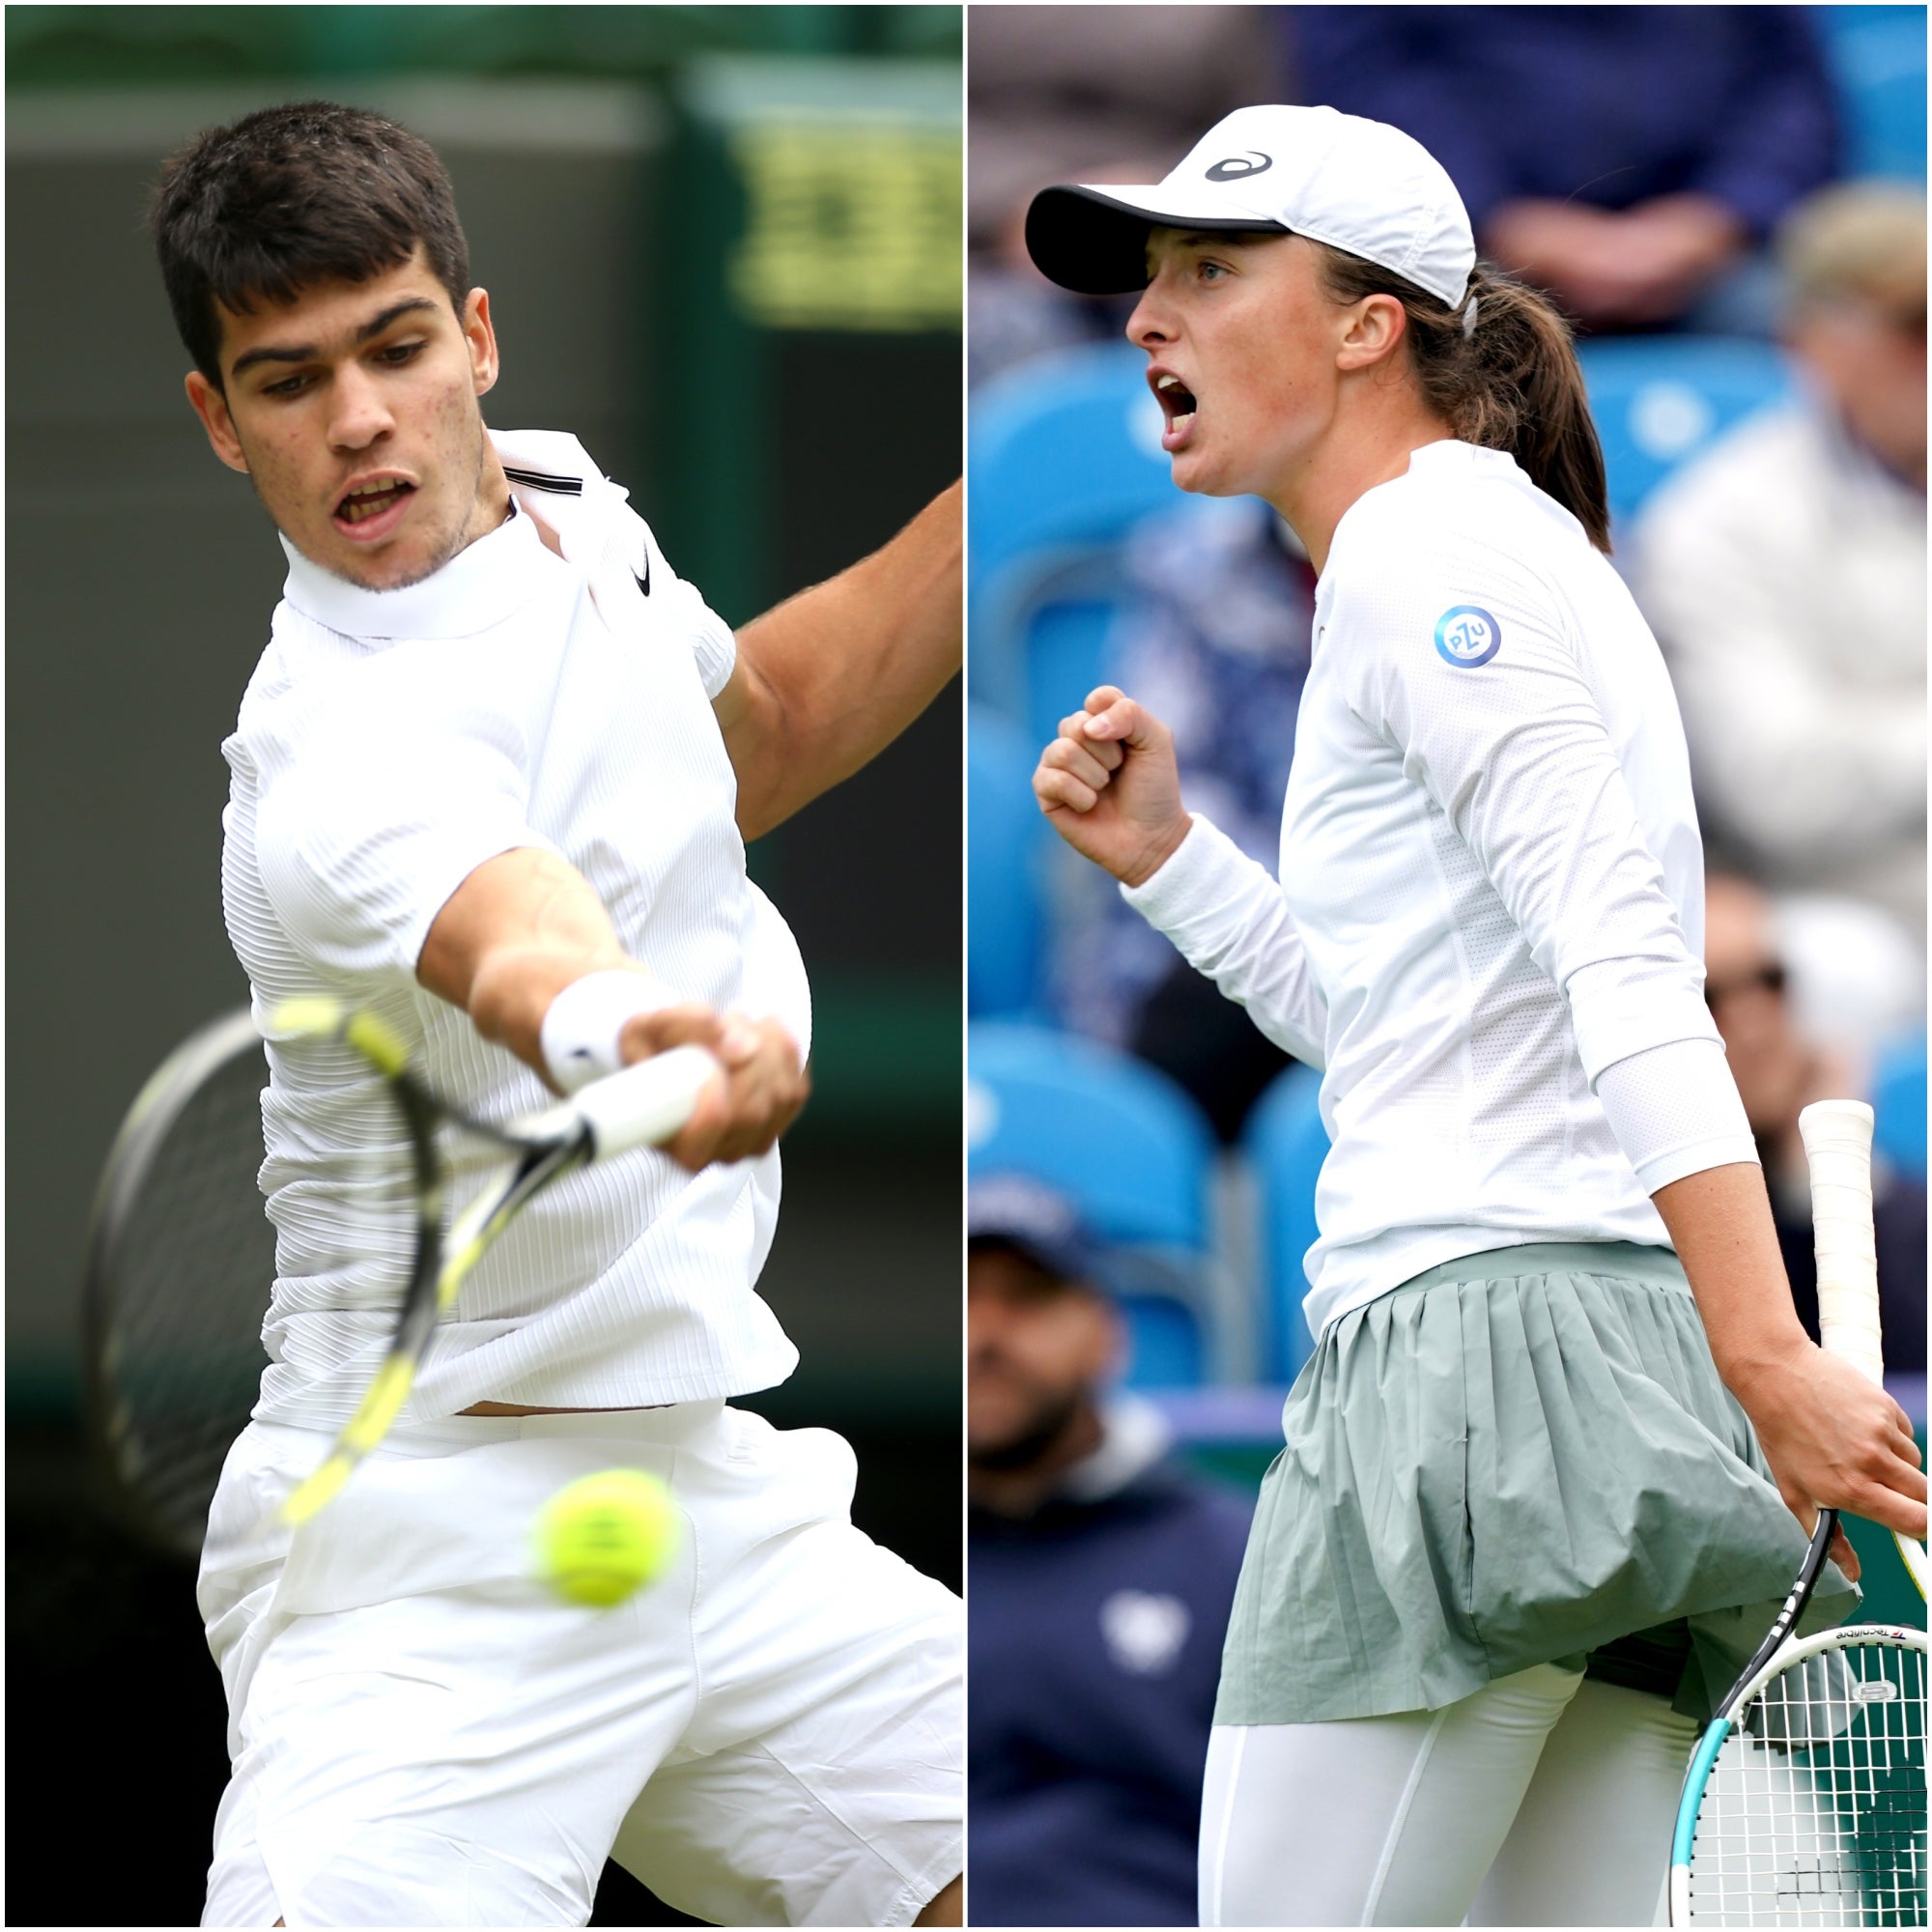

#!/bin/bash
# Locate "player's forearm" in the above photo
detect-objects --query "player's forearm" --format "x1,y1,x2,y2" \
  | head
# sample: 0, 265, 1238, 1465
417, 847, 636, 1071
1658, 1160, 1928, 1539
723, 480, 961, 840
1122, 815, 1328, 1067
1651, 1161, 1813, 1392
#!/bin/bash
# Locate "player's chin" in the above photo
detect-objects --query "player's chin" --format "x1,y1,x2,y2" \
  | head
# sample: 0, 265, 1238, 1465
325, 512, 455, 593
319, 532, 415, 591
1166, 440, 1230, 497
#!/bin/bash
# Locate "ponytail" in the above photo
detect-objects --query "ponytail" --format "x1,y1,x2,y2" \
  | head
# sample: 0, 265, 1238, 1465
1312, 245, 1612, 554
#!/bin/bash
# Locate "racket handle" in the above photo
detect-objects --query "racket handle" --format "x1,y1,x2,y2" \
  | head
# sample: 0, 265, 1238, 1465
1798, 1098, 1928, 1602
574, 1045, 722, 1159
1797, 1098, 1884, 1387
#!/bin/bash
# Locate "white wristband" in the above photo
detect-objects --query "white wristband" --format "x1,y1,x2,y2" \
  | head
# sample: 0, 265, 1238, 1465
540, 969, 678, 1094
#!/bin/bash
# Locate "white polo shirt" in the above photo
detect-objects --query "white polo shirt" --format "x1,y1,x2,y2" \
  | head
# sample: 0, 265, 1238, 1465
222, 430, 806, 1424
1127, 441, 1755, 1341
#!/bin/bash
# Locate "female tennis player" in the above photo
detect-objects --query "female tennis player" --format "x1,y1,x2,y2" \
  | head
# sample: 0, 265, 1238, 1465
1025, 105, 1928, 1926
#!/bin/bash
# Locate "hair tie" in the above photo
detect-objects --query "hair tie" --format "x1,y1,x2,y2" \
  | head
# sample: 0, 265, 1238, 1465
1461, 295, 1481, 339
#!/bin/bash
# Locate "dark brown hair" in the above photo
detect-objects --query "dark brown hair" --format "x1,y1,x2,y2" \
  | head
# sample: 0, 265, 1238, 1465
1312, 243, 1612, 554
151, 100, 470, 387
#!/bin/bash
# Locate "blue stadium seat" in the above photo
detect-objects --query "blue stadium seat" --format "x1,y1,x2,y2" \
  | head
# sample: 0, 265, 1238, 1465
968, 704, 1050, 1019
1242, 1062, 1330, 1383
1813, 5, 1927, 181
1578, 337, 1796, 531
1013, 591, 1122, 761
969, 1020, 1218, 1385
968, 343, 1185, 734
1871, 1029, 1928, 1182
1108, 1280, 1208, 1387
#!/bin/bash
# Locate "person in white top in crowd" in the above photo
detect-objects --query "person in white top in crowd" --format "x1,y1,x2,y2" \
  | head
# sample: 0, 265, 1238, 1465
155, 101, 961, 1928
1025, 105, 1925, 1926
1634, 182, 1926, 976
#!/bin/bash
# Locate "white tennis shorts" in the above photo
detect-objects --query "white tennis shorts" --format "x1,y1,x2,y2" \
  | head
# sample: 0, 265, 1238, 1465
198, 1401, 962, 1927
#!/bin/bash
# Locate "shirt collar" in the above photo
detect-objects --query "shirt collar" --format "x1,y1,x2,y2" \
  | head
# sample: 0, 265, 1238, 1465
1406, 437, 1516, 478
1321, 439, 1519, 579
278, 497, 555, 640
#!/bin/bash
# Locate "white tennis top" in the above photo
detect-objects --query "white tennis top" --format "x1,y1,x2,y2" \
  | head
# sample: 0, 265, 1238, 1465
222, 428, 805, 1425
1126, 440, 1755, 1342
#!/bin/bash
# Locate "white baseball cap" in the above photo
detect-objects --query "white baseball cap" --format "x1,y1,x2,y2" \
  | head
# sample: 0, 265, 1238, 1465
1026, 103, 1476, 311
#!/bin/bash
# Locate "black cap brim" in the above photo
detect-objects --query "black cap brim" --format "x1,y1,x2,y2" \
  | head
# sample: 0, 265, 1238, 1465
1025, 184, 1290, 295
968, 1226, 1096, 1287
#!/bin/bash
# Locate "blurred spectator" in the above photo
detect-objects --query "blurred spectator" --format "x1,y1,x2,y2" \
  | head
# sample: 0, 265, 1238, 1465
1773, 894, 1926, 1080
1292, 6, 1838, 333
1633, 183, 1926, 951
1704, 873, 1926, 1375
1057, 497, 1318, 1139
968, 1173, 1249, 1927
967, 6, 1284, 383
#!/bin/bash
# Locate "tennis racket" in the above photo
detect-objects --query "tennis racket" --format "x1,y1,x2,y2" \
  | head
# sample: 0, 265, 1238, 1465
1667, 1098, 1930, 1925
84, 997, 719, 1558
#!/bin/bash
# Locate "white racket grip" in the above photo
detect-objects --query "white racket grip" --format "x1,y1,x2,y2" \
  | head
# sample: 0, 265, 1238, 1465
574, 1046, 722, 1160
1797, 1098, 1884, 1387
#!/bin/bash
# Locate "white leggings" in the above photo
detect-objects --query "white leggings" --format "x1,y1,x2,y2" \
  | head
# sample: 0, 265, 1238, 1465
1199, 1664, 1699, 1926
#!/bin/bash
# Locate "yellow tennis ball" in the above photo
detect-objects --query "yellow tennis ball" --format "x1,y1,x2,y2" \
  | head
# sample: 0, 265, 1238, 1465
534, 1468, 681, 1608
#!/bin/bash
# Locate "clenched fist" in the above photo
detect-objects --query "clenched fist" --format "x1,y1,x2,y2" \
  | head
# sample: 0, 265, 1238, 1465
1032, 685, 1193, 887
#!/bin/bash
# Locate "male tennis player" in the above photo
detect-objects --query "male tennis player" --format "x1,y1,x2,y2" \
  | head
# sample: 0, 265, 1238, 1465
153, 101, 961, 1927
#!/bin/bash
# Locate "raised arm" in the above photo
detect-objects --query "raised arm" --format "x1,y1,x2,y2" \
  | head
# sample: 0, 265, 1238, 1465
417, 846, 808, 1167
715, 480, 961, 841
1035, 685, 1329, 1066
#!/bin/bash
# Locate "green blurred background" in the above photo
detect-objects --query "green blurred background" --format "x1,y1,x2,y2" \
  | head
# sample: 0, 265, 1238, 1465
6, 8, 959, 1923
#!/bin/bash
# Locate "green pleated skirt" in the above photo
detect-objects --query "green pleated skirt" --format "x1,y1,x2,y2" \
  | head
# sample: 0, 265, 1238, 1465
1216, 1242, 1859, 1727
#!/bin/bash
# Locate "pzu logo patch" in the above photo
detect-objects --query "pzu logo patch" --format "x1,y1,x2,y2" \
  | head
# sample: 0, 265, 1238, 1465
1434, 605, 1502, 668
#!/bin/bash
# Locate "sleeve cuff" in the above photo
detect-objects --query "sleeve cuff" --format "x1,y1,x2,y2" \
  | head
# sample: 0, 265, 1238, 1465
1594, 1037, 1761, 1194
688, 600, 737, 701
397, 825, 566, 976
1121, 812, 1255, 932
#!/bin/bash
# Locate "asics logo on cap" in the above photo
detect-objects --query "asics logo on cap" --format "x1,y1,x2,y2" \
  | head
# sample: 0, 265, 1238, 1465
1434, 605, 1502, 668
1206, 152, 1272, 183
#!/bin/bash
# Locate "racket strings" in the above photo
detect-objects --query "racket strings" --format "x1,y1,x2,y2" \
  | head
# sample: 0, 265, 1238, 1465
88, 1043, 280, 1559
1691, 1640, 1928, 1926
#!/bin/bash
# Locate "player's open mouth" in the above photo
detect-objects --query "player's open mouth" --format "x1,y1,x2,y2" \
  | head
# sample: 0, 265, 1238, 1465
332, 478, 416, 538
1152, 372, 1198, 452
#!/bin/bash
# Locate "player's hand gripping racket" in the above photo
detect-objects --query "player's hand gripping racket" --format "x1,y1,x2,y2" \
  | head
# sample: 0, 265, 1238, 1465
1668, 1099, 1929, 1925
84, 999, 719, 1558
